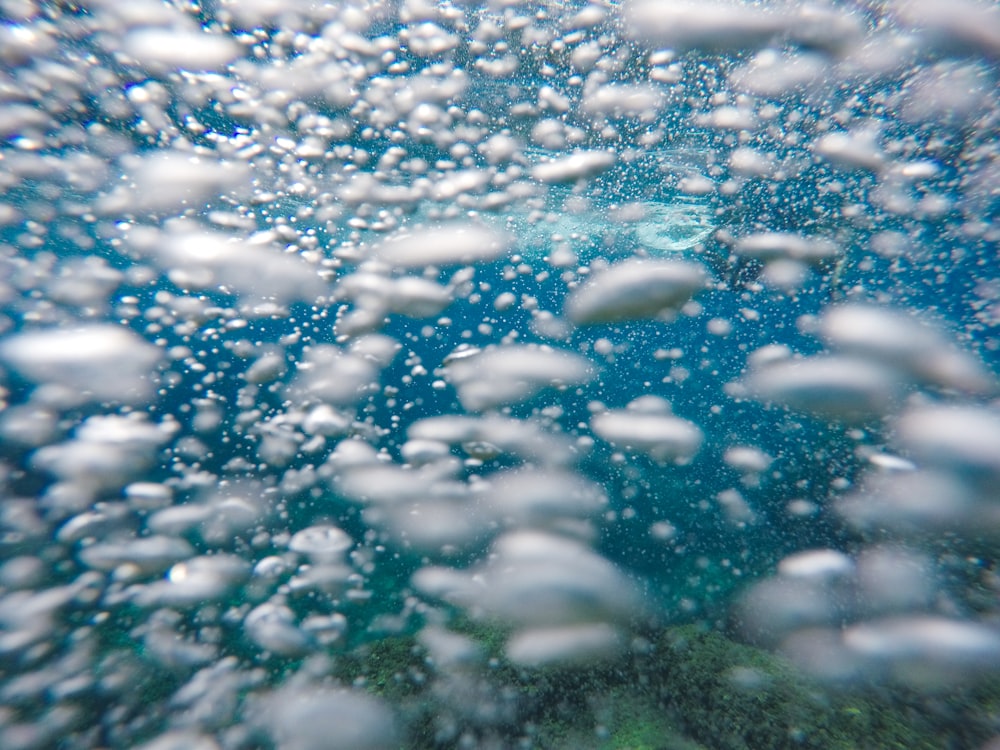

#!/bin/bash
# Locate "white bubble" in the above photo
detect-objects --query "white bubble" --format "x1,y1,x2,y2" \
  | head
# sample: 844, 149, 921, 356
128, 224, 326, 309
147, 504, 213, 536
591, 408, 703, 464
778, 549, 855, 581
820, 305, 996, 395
896, 405, 1000, 475
894, 0, 1000, 59
78, 536, 195, 575
733, 232, 840, 264
729, 49, 829, 98
0, 325, 162, 405
122, 27, 241, 73
133, 731, 221, 750
374, 224, 510, 268
813, 129, 886, 171
413, 530, 643, 627
565, 259, 707, 325
738, 576, 843, 645
244, 602, 313, 657
446, 344, 595, 412
244, 351, 288, 385
836, 469, 982, 539
723, 445, 773, 473
855, 546, 936, 615
101, 152, 251, 215
257, 685, 398, 750
480, 467, 607, 526
418, 626, 483, 669
133, 555, 250, 607
530, 149, 616, 183
506, 623, 625, 667
286, 345, 383, 406
844, 617, 1000, 687
288, 525, 353, 562
745, 355, 903, 422
31, 414, 176, 495
624, 0, 794, 51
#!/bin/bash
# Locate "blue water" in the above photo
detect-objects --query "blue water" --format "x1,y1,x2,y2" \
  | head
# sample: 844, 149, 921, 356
1, 1, 1000, 748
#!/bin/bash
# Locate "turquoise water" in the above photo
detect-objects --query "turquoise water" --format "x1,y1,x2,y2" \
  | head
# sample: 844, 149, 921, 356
1, 1, 1000, 748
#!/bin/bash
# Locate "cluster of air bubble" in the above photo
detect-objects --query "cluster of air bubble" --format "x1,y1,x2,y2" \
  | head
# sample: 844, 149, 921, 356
0, 0, 998, 747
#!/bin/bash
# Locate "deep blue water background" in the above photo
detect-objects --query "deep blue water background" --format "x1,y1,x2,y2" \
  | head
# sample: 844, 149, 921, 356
2, 6, 998, 635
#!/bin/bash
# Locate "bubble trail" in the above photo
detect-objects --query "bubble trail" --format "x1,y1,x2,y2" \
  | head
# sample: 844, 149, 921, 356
0, 1, 998, 748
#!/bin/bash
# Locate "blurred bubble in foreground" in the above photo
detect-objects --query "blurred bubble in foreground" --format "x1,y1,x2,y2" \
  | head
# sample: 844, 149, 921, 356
0, 0, 999, 748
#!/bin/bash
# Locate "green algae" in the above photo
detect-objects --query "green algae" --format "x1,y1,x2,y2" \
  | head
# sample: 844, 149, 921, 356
323, 622, 1000, 749
650, 625, 927, 750
534, 687, 708, 750
640, 625, 1000, 750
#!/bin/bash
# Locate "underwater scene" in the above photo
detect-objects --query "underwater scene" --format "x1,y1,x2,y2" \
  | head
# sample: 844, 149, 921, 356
1, 0, 1000, 748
